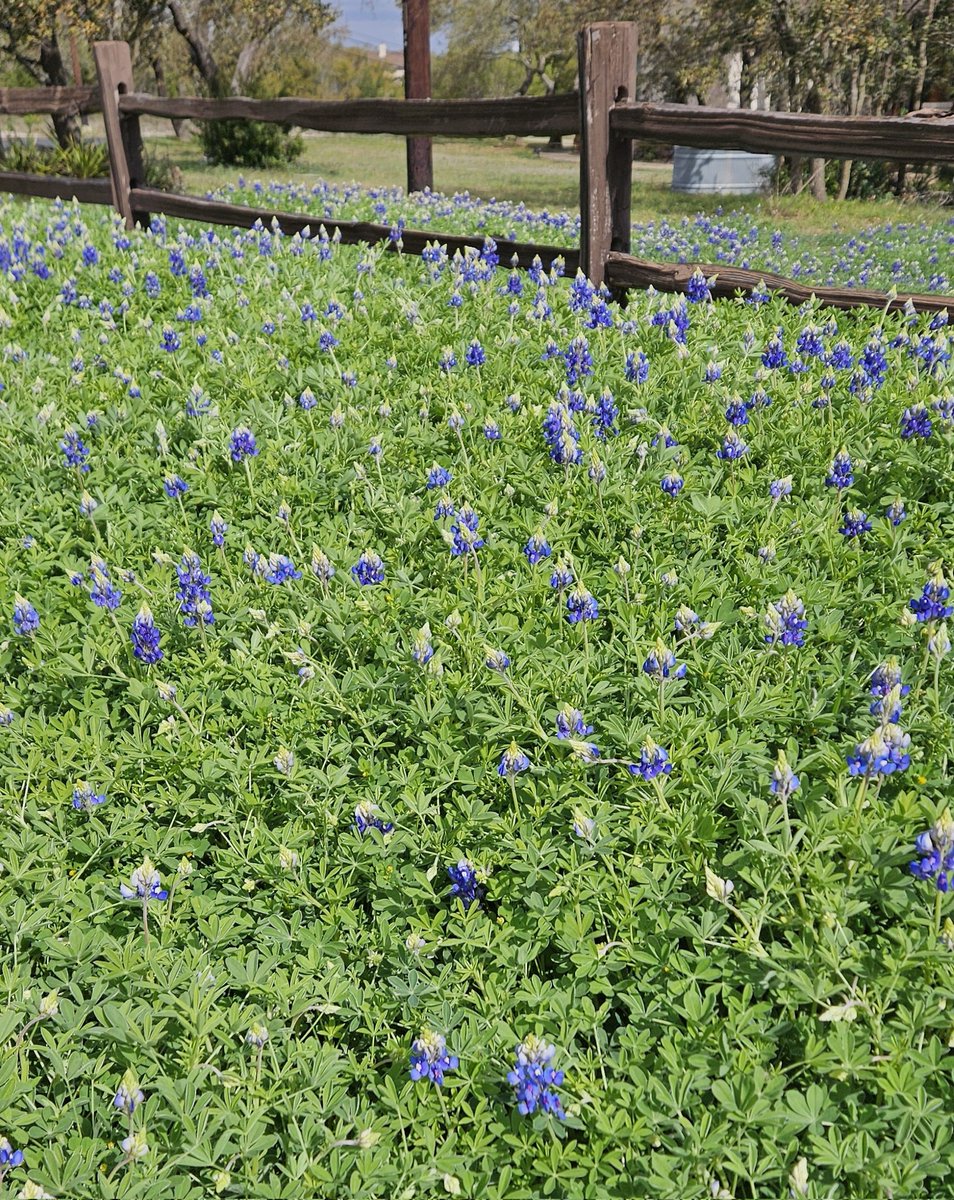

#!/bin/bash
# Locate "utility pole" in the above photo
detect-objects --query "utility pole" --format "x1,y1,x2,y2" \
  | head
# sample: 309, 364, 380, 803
402, 0, 433, 193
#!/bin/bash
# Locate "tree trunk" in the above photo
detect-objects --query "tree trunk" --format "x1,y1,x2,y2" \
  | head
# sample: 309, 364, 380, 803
809, 158, 827, 200
153, 55, 185, 137
38, 35, 80, 146
837, 159, 852, 201
167, 0, 223, 95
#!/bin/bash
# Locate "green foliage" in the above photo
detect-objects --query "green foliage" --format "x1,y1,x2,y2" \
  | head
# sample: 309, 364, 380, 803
0, 191, 952, 1200
197, 119, 304, 169
0, 137, 109, 177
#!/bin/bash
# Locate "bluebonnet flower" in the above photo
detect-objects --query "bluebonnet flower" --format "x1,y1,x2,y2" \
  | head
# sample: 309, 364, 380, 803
439, 348, 457, 372
485, 648, 511, 672
311, 548, 335, 583
484, 420, 502, 441
562, 335, 593, 386
186, 385, 211, 418
434, 492, 454, 520
13, 594, 39, 637
770, 750, 800, 800
298, 387, 317, 410
354, 801, 393, 835
857, 335, 888, 388
119, 857, 168, 901
588, 453, 607, 483
409, 1030, 458, 1085
764, 591, 807, 647
329, 407, 345, 429
78, 490, 98, 518
60, 427, 90, 472
900, 404, 932, 439
686, 268, 711, 303
176, 551, 214, 626
114, 1070, 144, 1115
643, 640, 686, 681
572, 809, 596, 841
273, 747, 295, 776
210, 512, 228, 547
825, 450, 854, 489
628, 737, 672, 781
499, 741, 530, 776
448, 858, 484, 908
827, 339, 853, 370
703, 360, 723, 384
769, 476, 793, 501
555, 705, 592, 740
159, 327, 181, 352
72, 782, 107, 812
464, 339, 485, 367
909, 568, 952, 622
795, 324, 825, 358
450, 505, 484, 557
541, 399, 583, 467
840, 509, 872, 539
549, 559, 574, 589
566, 585, 598, 624
625, 349, 649, 384
163, 474, 188, 499
89, 558, 122, 610
869, 659, 909, 723
761, 333, 788, 370
229, 426, 258, 463
661, 471, 684, 497
0, 706, 14, 726
717, 429, 748, 461
368, 436, 382, 458
885, 498, 906, 526
130, 604, 163, 665
427, 465, 452, 490
411, 623, 434, 665
725, 398, 749, 426
910, 810, 954, 891
593, 388, 618, 438
847, 725, 911, 777
508, 1036, 565, 1119
524, 530, 552, 565
351, 550, 385, 586
447, 411, 464, 433
264, 554, 302, 584
0, 1138, 24, 1170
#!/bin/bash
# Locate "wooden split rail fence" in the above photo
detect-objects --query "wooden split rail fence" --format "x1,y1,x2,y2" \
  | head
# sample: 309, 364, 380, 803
0, 27, 952, 312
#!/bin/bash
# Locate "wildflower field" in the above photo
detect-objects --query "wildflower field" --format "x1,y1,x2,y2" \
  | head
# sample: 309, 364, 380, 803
0, 190, 953, 1200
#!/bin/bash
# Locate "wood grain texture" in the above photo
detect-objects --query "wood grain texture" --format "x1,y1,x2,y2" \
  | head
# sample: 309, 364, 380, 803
403, 0, 433, 192
611, 102, 954, 163
0, 171, 112, 204
578, 23, 637, 286
603, 251, 952, 313
0, 86, 101, 116
129, 186, 579, 272
118, 92, 581, 137
94, 42, 149, 229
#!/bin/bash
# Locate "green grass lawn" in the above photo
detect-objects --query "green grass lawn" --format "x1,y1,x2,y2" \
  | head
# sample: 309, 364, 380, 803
146, 130, 951, 238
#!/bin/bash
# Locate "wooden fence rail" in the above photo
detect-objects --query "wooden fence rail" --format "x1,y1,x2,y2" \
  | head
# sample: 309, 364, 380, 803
0, 26, 951, 314
0, 85, 101, 117
118, 93, 581, 138
611, 101, 954, 164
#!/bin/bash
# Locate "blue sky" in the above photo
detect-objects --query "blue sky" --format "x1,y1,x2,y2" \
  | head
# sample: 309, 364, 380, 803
330, 0, 445, 53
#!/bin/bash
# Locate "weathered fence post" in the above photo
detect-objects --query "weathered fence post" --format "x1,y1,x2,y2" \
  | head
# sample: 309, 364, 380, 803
93, 41, 149, 229
402, 0, 434, 193
578, 23, 637, 287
